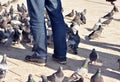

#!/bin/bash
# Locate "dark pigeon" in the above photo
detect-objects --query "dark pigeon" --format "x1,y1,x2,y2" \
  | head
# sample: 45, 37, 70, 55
90, 68, 104, 82
68, 30, 80, 54
9, 5, 14, 15
89, 48, 99, 64
113, 5, 119, 12
21, 3, 27, 12
47, 66, 64, 82
117, 59, 120, 70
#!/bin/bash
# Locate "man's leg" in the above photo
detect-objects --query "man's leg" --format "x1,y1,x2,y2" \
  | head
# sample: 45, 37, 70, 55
45, 0, 67, 64
25, 0, 47, 64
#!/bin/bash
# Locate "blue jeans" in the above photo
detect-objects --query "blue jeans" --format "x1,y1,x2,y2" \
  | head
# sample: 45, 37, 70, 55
27, 0, 67, 60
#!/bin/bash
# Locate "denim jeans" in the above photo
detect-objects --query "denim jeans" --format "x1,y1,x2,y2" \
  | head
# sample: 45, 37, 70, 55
27, 0, 67, 60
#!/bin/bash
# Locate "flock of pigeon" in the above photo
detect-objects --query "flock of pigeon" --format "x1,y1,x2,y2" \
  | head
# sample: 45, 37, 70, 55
26, 59, 103, 82
0, 0, 120, 82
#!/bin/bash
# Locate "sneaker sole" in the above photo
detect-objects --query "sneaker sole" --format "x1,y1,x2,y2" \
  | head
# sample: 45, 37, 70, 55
52, 57, 67, 65
24, 60, 46, 66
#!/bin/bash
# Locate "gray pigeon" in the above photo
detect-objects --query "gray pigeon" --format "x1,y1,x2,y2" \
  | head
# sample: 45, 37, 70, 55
92, 19, 102, 31
89, 48, 99, 64
41, 75, 48, 82
75, 58, 90, 78
90, 68, 104, 82
47, 66, 64, 82
0, 54, 8, 79
102, 10, 114, 19
88, 25, 103, 40
101, 17, 113, 26
65, 9, 74, 17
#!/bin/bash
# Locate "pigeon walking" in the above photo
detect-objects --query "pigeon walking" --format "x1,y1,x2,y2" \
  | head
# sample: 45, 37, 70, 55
89, 49, 99, 64
47, 66, 64, 82
0, 54, 8, 79
90, 68, 104, 82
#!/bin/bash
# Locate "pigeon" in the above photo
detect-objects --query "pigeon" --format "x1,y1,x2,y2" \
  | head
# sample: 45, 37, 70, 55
68, 30, 80, 54
21, 3, 27, 12
2, 1, 11, 7
101, 17, 113, 26
27, 74, 35, 82
65, 9, 74, 17
80, 12, 86, 24
17, 4, 24, 13
75, 58, 90, 78
11, 0, 18, 3
0, 54, 8, 79
117, 59, 120, 70
47, 66, 64, 82
102, 10, 114, 19
41, 75, 48, 82
88, 25, 103, 40
90, 68, 104, 82
9, 5, 14, 15
92, 18, 102, 31
113, 5, 119, 12
72, 11, 82, 26
89, 48, 99, 64
68, 71, 84, 82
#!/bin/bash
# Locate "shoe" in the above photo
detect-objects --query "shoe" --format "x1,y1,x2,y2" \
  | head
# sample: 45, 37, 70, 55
25, 55, 47, 66
52, 55, 67, 65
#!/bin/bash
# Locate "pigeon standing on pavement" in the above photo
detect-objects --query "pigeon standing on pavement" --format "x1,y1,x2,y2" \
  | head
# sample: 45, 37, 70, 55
92, 18, 102, 31
0, 54, 8, 79
47, 66, 64, 82
65, 9, 74, 17
41, 75, 48, 82
75, 58, 90, 78
89, 48, 99, 64
90, 68, 104, 82
27, 74, 35, 82
68, 30, 80, 54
